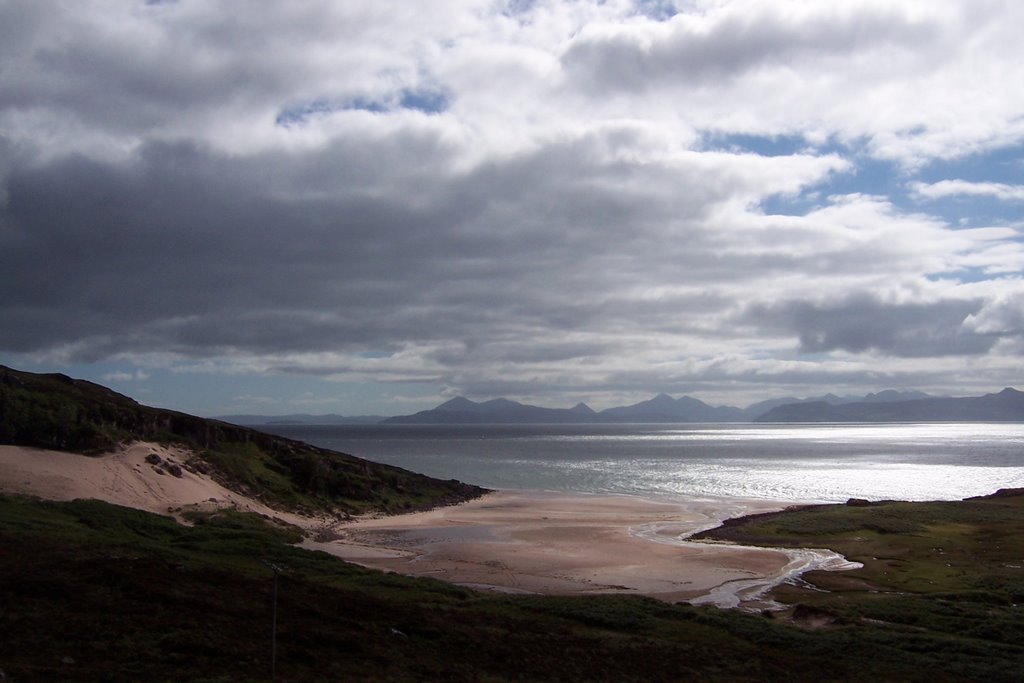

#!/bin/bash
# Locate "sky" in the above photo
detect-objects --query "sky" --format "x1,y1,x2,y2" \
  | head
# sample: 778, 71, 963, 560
1, 0, 1023, 417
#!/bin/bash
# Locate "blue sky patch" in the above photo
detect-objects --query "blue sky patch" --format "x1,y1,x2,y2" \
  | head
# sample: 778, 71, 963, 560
702, 132, 809, 157
750, 137, 1024, 232
634, 0, 679, 21
275, 99, 338, 126
398, 88, 449, 114
502, 0, 537, 17
909, 143, 1024, 228
276, 88, 448, 126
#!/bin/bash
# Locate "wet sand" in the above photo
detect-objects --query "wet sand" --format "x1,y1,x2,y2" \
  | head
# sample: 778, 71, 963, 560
304, 490, 835, 607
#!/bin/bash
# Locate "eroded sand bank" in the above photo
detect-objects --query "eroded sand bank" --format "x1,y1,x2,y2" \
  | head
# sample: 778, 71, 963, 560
0, 442, 317, 528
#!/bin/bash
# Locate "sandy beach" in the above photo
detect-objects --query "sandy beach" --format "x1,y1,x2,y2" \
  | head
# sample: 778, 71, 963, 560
304, 490, 830, 606
0, 442, 849, 608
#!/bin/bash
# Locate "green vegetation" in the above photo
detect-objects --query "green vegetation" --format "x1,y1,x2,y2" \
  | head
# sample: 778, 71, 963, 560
2, 493, 1023, 682
0, 365, 486, 514
696, 490, 1024, 655
4, 365, 1023, 679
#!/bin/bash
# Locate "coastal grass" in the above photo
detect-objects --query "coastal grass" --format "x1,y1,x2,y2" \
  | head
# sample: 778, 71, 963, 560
3, 494, 1024, 681
198, 439, 481, 516
697, 490, 1024, 653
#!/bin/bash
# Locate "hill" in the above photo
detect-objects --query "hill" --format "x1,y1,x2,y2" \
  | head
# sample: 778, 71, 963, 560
385, 393, 745, 424
756, 387, 1024, 422
742, 389, 933, 418
0, 365, 485, 515
384, 396, 599, 424
691, 488, 1024, 678
598, 393, 745, 422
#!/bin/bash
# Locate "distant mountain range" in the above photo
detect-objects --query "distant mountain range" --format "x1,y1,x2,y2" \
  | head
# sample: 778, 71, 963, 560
216, 388, 1024, 425
378, 388, 1023, 424
754, 388, 1024, 423
741, 390, 934, 418
379, 396, 599, 424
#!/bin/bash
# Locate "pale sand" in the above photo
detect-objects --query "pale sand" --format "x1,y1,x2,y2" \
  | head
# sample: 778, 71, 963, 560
0, 442, 842, 607
0, 442, 317, 529
304, 490, 811, 606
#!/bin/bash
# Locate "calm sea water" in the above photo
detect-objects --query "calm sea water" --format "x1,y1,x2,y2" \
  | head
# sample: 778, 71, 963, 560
259, 423, 1024, 504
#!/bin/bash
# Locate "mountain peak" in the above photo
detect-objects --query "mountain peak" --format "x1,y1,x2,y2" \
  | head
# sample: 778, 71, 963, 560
482, 398, 523, 409
437, 396, 478, 411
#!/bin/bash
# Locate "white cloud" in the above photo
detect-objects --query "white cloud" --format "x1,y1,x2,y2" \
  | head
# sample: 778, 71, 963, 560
911, 179, 1024, 202
963, 283, 1024, 335
4, 0, 1020, 165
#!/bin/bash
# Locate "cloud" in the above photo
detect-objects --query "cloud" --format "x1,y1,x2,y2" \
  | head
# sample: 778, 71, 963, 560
1, 0, 1023, 410
743, 295, 995, 357
0, 133, 848, 358
963, 286, 1024, 336
911, 179, 1024, 202
562, 2, 938, 90
559, 1, 1024, 165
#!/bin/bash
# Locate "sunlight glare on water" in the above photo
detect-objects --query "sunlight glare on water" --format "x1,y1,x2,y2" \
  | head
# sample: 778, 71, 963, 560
263, 423, 1024, 503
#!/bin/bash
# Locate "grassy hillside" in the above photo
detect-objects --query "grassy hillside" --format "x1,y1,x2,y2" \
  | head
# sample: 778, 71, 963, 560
3, 493, 1023, 682
696, 490, 1024, 650
0, 365, 485, 515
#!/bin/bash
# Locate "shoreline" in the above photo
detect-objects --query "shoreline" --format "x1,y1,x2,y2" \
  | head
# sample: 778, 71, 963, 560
305, 489, 851, 608
0, 443, 856, 608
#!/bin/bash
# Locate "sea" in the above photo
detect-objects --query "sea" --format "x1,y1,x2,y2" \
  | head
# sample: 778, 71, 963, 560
258, 423, 1024, 504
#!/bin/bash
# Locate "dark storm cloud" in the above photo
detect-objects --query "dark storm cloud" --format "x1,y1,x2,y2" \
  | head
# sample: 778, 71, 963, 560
744, 295, 996, 357
1, 123, 807, 364
0, 140, 461, 357
0, 138, 636, 357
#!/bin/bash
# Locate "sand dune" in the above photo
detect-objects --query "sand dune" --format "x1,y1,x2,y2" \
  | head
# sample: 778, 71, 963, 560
1, 442, 846, 608
0, 442, 313, 527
